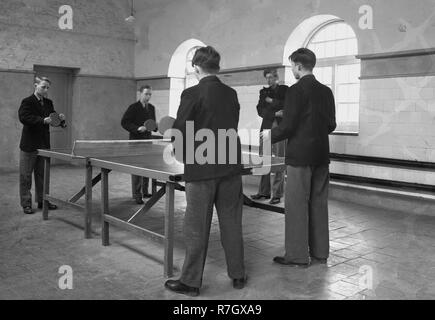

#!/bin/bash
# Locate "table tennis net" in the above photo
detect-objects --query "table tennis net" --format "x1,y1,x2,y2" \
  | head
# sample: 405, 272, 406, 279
71, 139, 171, 158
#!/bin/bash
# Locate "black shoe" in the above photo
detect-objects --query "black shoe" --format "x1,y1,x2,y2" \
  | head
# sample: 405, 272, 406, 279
135, 198, 144, 205
273, 256, 309, 267
250, 194, 271, 200
310, 257, 327, 265
164, 280, 199, 297
233, 276, 247, 289
142, 193, 152, 198
23, 206, 35, 214
269, 197, 281, 205
37, 202, 58, 210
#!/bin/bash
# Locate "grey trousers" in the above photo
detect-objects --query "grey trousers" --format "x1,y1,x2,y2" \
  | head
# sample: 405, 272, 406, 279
283, 164, 330, 264
180, 174, 245, 288
131, 175, 149, 199
19, 150, 44, 207
258, 139, 286, 198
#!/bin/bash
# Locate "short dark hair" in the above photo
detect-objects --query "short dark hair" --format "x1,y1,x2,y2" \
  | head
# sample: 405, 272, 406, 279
289, 48, 316, 71
263, 68, 278, 78
139, 85, 152, 93
35, 76, 51, 85
191, 46, 221, 73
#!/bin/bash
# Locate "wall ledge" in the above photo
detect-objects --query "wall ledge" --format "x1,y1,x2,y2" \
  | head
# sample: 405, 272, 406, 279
357, 48, 435, 60
135, 63, 284, 80
0, 68, 35, 74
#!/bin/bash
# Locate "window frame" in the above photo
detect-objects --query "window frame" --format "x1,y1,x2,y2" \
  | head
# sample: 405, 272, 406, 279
305, 20, 361, 135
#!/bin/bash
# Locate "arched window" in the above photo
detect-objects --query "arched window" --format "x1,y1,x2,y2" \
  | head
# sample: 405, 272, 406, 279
185, 46, 200, 88
306, 21, 360, 133
167, 39, 205, 117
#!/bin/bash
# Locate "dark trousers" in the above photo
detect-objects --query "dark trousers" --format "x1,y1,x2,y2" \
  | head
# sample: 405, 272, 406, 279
180, 174, 245, 288
130, 136, 152, 198
19, 150, 44, 207
284, 164, 330, 264
131, 175, 149, 199
258, 139, 286, 198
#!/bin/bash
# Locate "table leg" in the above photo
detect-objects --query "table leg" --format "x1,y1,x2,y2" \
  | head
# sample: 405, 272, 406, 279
164, 182, 175, 278
152, 178, 157, 195
42, 157, 50, 221
101, 168, 110, 246
84, 162, 92, 239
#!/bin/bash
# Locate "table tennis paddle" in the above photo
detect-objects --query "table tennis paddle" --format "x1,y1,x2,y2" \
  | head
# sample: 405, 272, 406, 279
49, 112, 67, 128
158, 116, 175, 136
144, 119, 157, 131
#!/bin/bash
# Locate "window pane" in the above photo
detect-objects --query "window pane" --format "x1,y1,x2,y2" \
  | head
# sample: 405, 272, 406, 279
336, 65, 347, 83
336, 103, 359, 132
314, 68, 322, 81
313, 27, 329, 42
315, 43, 325, 59
185, 46, 201, 87
310, 22, 356, 43
335, 23, 348, 39
325, 23, 336, 41
335, 39, 347, 56
337, 84, 360, 103
336, 104, 347, 122
337, 85, 349, 102
348, 64, 360, 82
336, 64, 360, 84
313, 66, 332, 85
349, 84, 360, 101
325, 41, 335, 58
308, 43, 317, 57
347, 38, 358, 55
323, 67, 332, 84
348, 103, 359, 121
307, 21, 360, 133
186, 46, 200, 74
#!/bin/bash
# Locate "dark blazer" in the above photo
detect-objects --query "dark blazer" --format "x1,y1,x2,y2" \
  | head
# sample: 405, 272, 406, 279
271, 74, 336, 166
256, 84, 288, 131
172, 75, 243, 182
19, 94, 55, 152
121, 101, 156, 140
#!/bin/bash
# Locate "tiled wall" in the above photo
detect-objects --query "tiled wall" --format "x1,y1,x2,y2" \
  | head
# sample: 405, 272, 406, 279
329, 76, 435, 185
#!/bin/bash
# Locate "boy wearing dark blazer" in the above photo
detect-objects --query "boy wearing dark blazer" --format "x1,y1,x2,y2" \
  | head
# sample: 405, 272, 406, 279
18, 77, 64, 214
251, 68, 288, 204
121, 85, 157, 204
264, 48, 336, 266
165, 46, 246, 297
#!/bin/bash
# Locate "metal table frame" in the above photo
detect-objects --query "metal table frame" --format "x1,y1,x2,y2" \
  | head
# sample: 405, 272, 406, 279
38, 147, 286, 277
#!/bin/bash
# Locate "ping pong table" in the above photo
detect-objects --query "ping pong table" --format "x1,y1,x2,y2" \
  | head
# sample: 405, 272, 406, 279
38, 139, 286, 277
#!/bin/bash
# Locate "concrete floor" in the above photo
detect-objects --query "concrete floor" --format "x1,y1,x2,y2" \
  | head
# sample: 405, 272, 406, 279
1, 164, 435, 300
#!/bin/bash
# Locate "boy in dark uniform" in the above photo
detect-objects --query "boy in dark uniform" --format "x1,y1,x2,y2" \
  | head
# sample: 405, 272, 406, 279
164, 46, 246, 296
18, 76, 65, 214
264, 48, 336, 266
121, 85, 157, 204
251, 69, 288, 204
